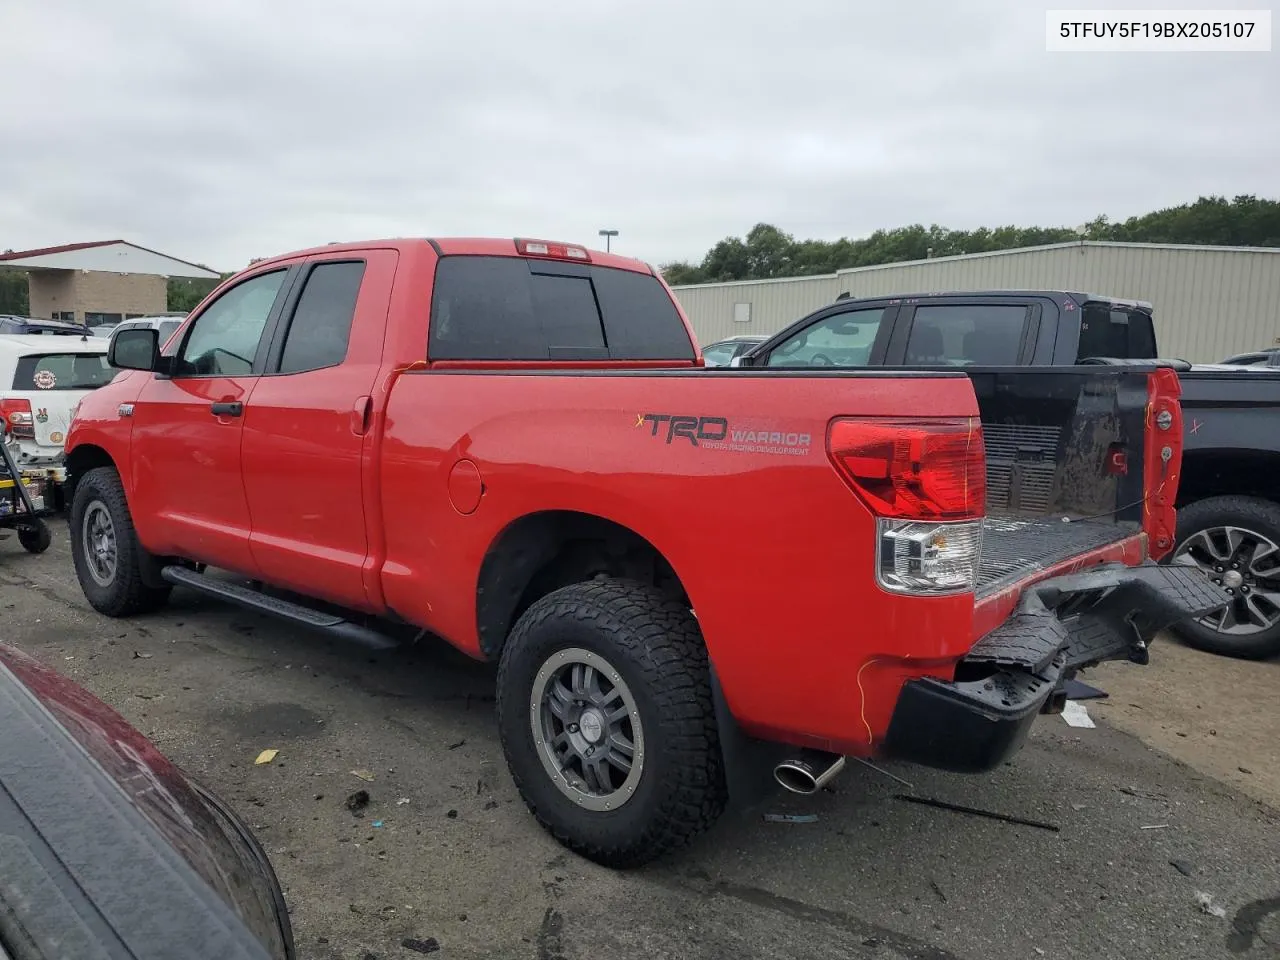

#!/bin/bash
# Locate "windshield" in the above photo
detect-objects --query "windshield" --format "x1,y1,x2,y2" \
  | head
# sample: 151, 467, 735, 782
12, 352, 114, 390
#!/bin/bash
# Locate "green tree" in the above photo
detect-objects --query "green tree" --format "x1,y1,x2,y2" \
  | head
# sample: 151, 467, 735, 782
662, 195, 1279, 284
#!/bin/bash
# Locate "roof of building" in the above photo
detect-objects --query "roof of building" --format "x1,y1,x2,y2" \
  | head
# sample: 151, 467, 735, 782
0, 240, 219, 279
670, 239, 1280, 290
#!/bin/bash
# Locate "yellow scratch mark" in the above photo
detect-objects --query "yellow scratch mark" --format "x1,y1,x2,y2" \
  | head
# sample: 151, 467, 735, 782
855, 658, 882, 745
634, 413, 645, 428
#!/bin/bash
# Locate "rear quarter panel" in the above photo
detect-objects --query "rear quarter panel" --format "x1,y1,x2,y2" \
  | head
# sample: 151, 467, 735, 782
379, 369, 982, 753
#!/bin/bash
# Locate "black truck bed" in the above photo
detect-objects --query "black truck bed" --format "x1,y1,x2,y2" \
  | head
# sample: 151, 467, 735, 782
971, 368, 1152, 597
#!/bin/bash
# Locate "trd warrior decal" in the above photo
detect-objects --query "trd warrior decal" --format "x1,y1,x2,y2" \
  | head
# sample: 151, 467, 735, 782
635, 413, 812, 457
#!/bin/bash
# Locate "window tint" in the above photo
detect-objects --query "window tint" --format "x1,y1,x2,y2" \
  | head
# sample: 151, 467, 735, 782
1078, 304, 1157, 360
429, 256, 694, 361
278, 261, 365, 374
766, 308, 887, 367
589, 266, 694, 359
157, 320, 182, 344
904, 304, 1027, 365
178, 270, 286, 376
13, 353, 113, 390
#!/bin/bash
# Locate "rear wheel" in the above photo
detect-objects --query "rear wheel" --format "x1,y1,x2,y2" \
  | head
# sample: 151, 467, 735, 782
496, 578, 726, 868
1167, 495, 1280, 659
70, 466, 171, 617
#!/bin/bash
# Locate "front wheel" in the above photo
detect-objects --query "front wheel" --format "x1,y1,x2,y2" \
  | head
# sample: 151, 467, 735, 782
70, 466, 171, 617
1167, 495, 1280, 659
496, 578, 727, 868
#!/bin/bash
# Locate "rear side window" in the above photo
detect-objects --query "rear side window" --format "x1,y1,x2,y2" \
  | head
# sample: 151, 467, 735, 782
429, 256, 694, 361
13, 353, 113, 391
278, 261, 366, 374
1078, 304, 1157, 359
904, 304, 1027, 365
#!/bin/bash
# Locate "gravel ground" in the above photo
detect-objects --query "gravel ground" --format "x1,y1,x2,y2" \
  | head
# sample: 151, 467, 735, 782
2, 529, 1278, 960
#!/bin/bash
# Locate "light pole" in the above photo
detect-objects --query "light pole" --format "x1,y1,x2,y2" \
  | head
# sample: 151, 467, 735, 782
598, 229, 619, 253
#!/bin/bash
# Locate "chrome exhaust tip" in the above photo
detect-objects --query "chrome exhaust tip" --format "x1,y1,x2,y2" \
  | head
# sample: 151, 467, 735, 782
773, 751, 846, 795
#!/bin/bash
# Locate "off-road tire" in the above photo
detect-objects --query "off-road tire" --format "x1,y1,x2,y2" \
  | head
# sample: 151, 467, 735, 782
1166, 495, 1280, 659
17, 523, 51, 554
496, 577, 727, 868
70, 466, 171, 617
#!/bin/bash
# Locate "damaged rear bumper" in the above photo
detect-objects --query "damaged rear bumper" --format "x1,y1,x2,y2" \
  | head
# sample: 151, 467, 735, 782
883, 563, 1228, 773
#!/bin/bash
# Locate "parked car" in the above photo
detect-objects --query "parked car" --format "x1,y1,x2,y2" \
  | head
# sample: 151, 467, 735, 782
0, 315, 90, 337
1220, 347, 1280, 367
66, 238, 1222, 867
699, 334, 766, 366
105, 314, 187, 349
0, 641, 293, 959
1, 334, 114, 503
736, 289, 1280, 659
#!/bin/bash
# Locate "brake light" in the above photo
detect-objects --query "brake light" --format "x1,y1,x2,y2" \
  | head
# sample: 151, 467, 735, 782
515, 238, 591, 262
1144, 367, 1183, 559
828, 416, 986, 595
0, 399, 34, 440
827, 417, 986, 521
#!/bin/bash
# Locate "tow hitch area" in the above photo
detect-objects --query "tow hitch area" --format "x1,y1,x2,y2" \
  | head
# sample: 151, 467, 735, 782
884, 564, 1228, 773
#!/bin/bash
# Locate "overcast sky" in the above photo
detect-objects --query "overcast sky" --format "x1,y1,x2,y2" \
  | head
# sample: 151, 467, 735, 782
3, 0, 1275, 271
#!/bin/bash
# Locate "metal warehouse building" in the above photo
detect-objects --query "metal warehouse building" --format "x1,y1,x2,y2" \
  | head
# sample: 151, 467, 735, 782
670, 241, 1280, 363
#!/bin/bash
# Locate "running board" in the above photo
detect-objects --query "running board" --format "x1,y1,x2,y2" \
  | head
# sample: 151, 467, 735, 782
160, 565, 399, 651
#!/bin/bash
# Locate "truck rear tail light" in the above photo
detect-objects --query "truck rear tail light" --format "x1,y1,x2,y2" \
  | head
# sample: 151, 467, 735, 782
828, 417, 986, 596
878, 519, 983, 595
515, 238, 591, 262
0, 399, 34, 440
827, 416, 986, 521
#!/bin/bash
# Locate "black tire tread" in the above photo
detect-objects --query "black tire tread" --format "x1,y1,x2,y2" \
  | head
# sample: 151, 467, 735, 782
17, 523, 51, 554
70, 466, 171, 617
496, 578, 726, 868
1168, 494, 1280, 660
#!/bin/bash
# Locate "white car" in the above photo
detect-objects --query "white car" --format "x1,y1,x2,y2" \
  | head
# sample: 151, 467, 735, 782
0, 334, 114, 484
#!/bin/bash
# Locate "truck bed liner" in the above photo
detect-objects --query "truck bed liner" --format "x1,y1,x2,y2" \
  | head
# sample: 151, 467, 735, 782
978, 515, 1138, 597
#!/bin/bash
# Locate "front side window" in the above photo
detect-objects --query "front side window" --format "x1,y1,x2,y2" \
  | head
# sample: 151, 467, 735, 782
178, 270, 287, 376
701, 342, 738, 366
766, 308, 888, 367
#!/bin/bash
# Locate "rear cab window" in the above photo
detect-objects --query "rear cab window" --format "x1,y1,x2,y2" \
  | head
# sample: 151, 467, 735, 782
12, 353, 113, 391
1078, 302, 1157, 359
428, 256, 694, 361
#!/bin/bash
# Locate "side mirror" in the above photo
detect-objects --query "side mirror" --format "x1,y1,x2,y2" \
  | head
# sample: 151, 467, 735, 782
109, 327, 161, 371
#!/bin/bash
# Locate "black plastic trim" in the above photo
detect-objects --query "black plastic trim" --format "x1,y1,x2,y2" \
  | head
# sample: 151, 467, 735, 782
883, 562, 1229, 772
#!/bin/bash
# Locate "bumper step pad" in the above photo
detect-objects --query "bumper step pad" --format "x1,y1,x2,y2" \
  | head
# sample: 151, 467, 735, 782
966, 564, 1229, 673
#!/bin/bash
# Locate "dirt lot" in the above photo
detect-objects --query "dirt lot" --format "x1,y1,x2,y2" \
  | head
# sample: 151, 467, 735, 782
2, 530, 1278, 960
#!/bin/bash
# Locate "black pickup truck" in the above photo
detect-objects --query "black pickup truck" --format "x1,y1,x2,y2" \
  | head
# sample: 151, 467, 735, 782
733, 290, 1280, 660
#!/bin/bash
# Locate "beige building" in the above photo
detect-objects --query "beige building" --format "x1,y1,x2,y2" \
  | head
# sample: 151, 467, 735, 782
0, 240, 220, 325
670, 241, 1280, 363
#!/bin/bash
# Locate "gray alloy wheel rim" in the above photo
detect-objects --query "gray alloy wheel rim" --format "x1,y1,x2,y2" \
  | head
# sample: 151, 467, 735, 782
529, 647, 645, 812
81, 500, 118, 588
1172, 525, 1280, 635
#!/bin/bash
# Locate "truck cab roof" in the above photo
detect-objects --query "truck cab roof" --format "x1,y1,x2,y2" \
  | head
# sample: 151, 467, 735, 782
833, 290, 1154, 312
247, 237, 657, 277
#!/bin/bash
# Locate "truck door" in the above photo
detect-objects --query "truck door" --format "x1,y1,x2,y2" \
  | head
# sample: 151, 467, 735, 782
239, 250, 397, 611
129, 267, 295, 574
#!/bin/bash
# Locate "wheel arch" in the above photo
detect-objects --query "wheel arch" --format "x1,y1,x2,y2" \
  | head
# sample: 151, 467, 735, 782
475, 510, 691, 661
1177, 448, 1280, 508
65, 443, 118, 504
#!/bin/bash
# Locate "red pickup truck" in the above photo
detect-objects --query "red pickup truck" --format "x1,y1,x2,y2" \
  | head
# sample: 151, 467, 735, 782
65, 237, 1225, 867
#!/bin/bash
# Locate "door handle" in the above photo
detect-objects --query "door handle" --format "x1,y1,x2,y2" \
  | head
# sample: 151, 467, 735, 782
351, 395, 373, 436
210, 401, 243, 417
